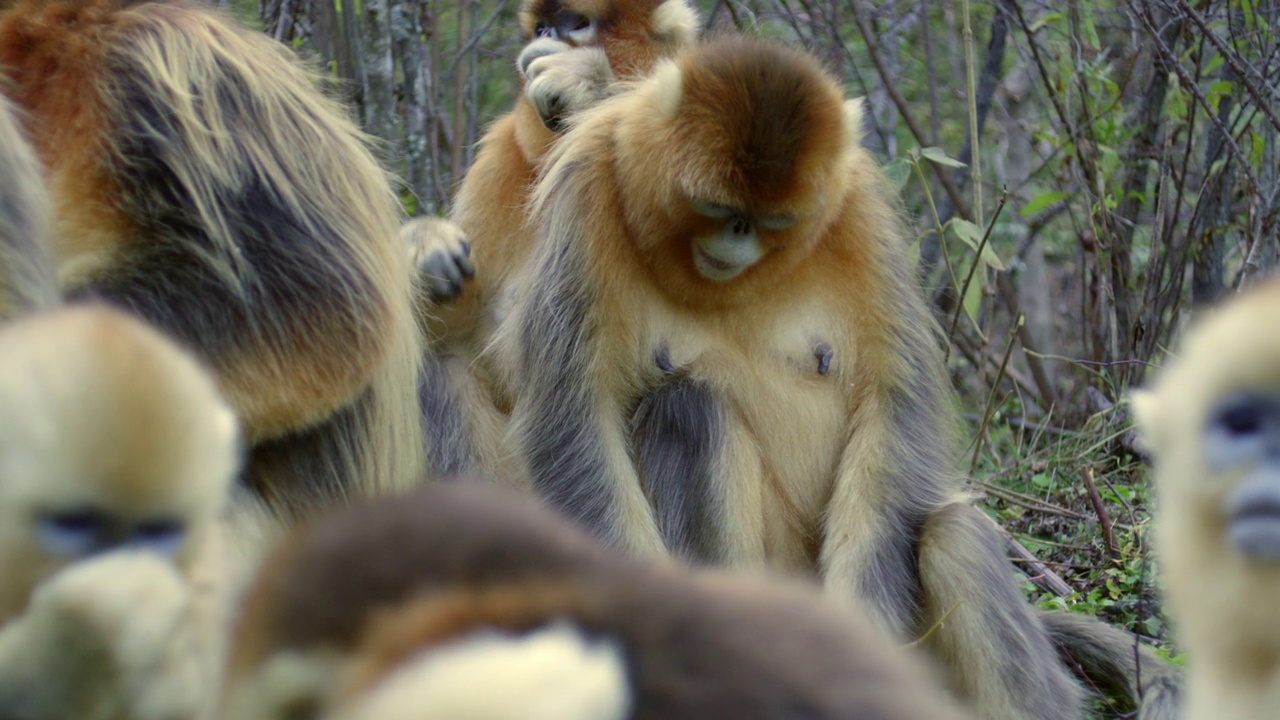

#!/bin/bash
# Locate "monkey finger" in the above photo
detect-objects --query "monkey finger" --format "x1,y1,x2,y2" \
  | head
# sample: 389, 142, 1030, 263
421, 251, 469, 304
517, 38, 571, 80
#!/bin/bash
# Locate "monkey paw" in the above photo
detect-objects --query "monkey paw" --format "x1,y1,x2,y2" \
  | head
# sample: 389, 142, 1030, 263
518, 39, 614, 131
36, 551, 190, 667
403, 216, 475, 304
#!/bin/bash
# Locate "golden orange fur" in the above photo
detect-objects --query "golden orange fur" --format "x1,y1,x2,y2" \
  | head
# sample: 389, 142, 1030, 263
412, 0, 697, 481
0, 0, 423, 520
1134, 279, 1280, 720
496, 35, 1179, 719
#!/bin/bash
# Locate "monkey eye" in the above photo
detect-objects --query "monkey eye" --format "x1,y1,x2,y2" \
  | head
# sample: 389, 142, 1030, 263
1205, 392, 1280, 469
691, 200, 736, 220
555, 11, 595, 44
132, 519, 186, 557
533, 20, 553, 38
36, 509, 106, 557
758, 215, 796, 231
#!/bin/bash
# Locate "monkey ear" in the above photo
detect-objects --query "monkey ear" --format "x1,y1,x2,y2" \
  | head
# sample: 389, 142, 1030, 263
651, 61, 683, 120
839, 96, 870, 149
1127, 388, 1162, 450
650, 0, 698, 45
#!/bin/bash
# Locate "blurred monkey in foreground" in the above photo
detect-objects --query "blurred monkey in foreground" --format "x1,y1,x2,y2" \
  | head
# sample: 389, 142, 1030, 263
497, 35, 1178, 719
222, 482, 972, 720
0, 305, 240, 719
1135, 279, 1280, 720
406, 0, 698, 480
0, 0, 423, 532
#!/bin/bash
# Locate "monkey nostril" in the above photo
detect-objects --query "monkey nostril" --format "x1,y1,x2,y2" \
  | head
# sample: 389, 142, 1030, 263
731, 219, 752, 236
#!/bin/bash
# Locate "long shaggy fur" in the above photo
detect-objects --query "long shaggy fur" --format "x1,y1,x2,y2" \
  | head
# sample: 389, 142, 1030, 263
0, 93, 57, 320
0, 0, 423, 517
496, 35, 1177, 719
222, 482, 972, 720
415, 0, 697, 482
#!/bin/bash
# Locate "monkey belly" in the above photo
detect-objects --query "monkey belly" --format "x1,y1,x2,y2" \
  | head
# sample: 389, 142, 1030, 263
639, 326, 848, 570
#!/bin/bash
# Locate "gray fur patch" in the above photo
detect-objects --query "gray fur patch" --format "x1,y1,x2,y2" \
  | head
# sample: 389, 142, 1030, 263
418, 354, 476, 478
517, 238, 623, 542
630, 374, 724, 561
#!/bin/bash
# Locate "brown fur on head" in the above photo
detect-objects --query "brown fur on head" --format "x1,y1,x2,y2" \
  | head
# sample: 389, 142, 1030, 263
537, 35, 865, 311
1134, 279, 1280, 718
517, 0, 696, 77
0, 305, 238, 623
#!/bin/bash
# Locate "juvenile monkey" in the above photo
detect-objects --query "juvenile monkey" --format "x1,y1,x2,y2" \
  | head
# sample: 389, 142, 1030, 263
0, 0, 423, 524
497, 35, 1178, 719
1134, 279, 1280, 720
0, 305, 240, 719
409, 0, 698, 480
222, 482, 972, 720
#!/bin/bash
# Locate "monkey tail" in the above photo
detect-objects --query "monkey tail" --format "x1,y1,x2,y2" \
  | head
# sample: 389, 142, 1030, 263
1040, 610, 1181, 720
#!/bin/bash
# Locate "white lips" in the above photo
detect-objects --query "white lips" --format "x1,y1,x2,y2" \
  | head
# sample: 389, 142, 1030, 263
693, 246, 748, 282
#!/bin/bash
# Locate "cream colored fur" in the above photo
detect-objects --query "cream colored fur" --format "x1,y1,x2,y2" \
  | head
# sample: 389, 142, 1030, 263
333, 624, 631, 720
1134, 280, 1280, 720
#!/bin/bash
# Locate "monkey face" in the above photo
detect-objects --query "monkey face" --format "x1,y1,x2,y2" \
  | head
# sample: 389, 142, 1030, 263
686, 200, 797, 283
0, 306, 239, 622
1202, 391, 1280, 560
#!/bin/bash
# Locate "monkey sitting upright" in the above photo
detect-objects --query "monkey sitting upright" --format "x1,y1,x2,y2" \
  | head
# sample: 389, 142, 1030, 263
405, 0, 700, 481
0, 305, 241, 720
221, 482, 972, 720
494, 34, 1179, 719
1134, 278, 1280, 720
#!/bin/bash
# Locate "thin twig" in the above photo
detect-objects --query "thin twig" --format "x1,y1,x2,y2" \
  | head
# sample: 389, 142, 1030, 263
1081, 468, 1119, 562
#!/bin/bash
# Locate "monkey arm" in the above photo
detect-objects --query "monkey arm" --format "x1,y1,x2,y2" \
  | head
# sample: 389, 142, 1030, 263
816, 261, 964, 638
502, 195, 665, 556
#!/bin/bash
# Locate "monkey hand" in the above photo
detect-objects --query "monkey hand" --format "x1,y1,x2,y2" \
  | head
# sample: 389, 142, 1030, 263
23, 552, 214, 720
404, 216, 475, 304
518, 39, 615, 132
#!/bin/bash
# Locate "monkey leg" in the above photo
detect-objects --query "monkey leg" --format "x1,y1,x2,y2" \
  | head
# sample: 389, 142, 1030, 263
916, 501, 1083, 720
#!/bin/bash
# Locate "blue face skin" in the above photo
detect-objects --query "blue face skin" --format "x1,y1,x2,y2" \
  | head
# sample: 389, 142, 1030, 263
36, 508, 186, 560
1204, 392, 1280, 560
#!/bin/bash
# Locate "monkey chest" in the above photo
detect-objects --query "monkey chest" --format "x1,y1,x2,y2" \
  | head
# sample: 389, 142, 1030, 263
636, 314, 852, 530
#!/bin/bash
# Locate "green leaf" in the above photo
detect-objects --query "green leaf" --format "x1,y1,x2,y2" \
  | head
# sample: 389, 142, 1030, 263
920, 146, 967, 168
1019, 190, 1070, 217
1029, 11, 1062, 33
881, 157, 912, 194
950, 219, 1006, 271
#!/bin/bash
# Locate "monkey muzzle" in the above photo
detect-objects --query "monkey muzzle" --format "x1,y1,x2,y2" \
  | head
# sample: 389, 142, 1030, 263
1226, 473, 1280, 560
